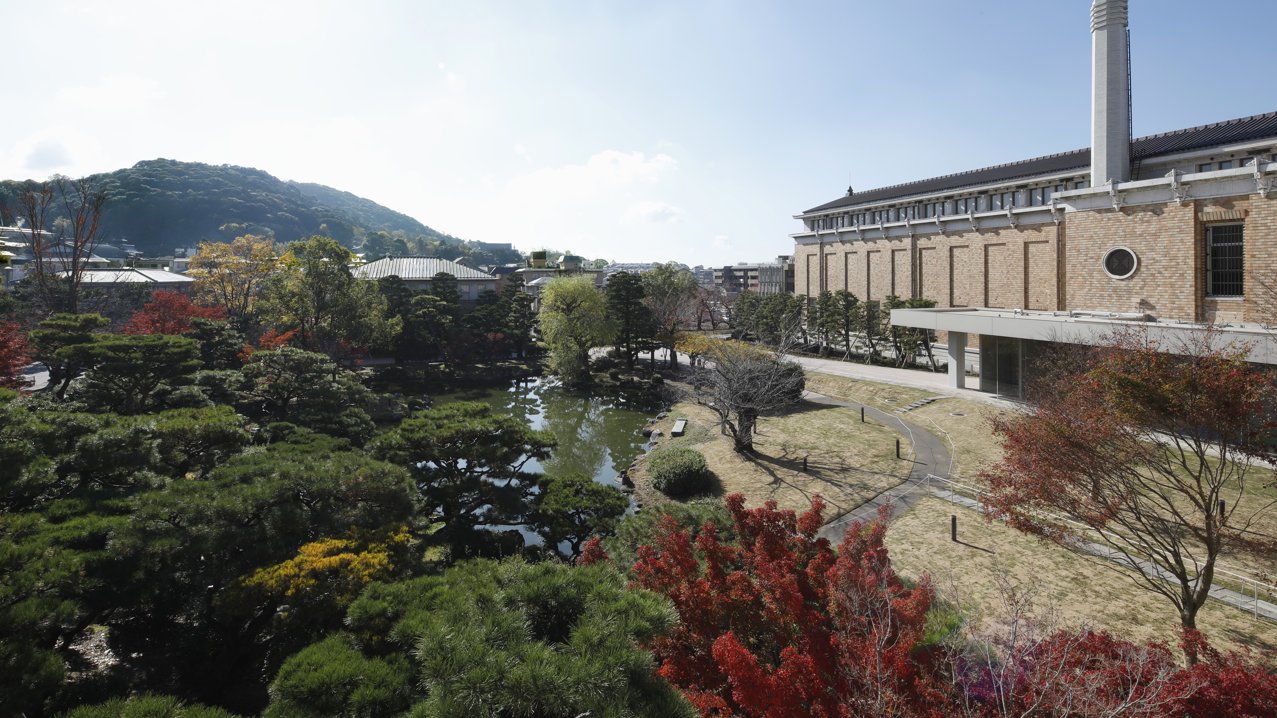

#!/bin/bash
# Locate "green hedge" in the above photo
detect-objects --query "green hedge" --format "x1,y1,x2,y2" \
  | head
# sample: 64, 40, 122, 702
648, 446, 713, 498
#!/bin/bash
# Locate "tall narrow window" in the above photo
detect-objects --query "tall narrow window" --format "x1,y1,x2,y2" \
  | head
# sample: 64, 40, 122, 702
1206, 224, 1244, 297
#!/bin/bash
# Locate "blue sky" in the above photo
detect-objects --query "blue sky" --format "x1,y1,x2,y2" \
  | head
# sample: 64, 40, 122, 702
2, 1, 1274, 265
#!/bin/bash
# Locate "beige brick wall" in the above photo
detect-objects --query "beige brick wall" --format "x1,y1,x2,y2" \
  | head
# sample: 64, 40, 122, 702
792, 193, 1277, 334
1064, 202, 1200, 319
1241, 196, 1277, 323
1061, 196, 1277, 322
794, 224, 1060, 311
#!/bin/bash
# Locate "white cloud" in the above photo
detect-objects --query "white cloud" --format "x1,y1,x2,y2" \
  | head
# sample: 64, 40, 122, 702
622, 200, 684, 224
712, 234, 731, 249
506, 150, 676, 204
514, 143, 533, 163
1, 126, 108, 178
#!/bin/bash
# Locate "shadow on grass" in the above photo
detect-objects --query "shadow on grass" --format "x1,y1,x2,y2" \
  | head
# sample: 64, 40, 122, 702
954, 539, 996, 555
738, 447, 906, 517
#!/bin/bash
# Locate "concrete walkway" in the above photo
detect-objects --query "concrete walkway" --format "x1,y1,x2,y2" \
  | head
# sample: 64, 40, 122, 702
806, 390, 951, 544
790, 353, 1008, 406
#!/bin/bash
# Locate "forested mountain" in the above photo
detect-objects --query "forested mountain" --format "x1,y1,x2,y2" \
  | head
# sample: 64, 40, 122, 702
0, 159, 458, 255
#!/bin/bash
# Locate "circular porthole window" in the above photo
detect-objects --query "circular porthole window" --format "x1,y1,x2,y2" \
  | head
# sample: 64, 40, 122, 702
1102, 246, 1138, 279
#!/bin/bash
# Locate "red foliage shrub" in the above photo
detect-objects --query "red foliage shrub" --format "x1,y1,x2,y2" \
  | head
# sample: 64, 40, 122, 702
122, 290, 225, 336
0, 321, 31, 390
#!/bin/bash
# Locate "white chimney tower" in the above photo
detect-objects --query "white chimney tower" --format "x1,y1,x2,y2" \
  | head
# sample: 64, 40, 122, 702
1091, 0, 1131, 186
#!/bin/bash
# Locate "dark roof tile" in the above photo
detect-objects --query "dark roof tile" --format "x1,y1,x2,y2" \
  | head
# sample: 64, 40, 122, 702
804, 110, 1277, 214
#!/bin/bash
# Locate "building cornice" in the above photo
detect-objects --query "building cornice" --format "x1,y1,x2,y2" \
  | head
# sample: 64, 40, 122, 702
1057, 159, 1276, 211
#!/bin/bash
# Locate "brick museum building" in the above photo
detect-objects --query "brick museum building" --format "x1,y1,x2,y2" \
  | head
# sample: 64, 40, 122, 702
790, 0, 1277, 398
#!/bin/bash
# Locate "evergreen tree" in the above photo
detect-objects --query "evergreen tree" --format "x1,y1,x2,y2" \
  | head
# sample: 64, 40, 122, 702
606, 271, 654, 368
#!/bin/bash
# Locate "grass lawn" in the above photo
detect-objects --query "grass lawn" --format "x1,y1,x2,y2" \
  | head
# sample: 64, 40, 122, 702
803, 371, 1016, 483
630, 397, 911, 520
803, 372, 935, 412
886, 496, 1277, 658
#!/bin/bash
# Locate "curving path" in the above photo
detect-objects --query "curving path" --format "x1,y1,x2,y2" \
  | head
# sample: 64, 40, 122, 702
806, 389, 951, 544
809, 388, 1277, 621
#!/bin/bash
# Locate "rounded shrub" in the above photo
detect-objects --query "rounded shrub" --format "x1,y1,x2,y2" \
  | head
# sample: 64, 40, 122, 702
647, 446, 713, 498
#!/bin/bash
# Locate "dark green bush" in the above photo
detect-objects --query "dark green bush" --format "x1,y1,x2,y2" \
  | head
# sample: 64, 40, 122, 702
647, 446, 713, 497
66, 694, 237, 718
605, 498, 733, 568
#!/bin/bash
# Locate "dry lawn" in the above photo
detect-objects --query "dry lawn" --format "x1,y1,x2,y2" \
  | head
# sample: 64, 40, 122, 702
631, 398, 911, 519
804, 371, 1017, 483
802, 372, 936, 412
907, 397, 1016, 482
887, 496, 1277, 658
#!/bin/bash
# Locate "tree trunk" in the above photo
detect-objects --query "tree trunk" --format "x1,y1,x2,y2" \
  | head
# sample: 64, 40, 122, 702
733, 410, 757, 453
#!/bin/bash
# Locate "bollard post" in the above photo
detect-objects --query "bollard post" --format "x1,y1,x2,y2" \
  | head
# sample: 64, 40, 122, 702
895, 438, 901, 459
860, 406, 865, 423
802, 456, 808, 472
951, 515, 957, 542
1218, 500, 1226, 520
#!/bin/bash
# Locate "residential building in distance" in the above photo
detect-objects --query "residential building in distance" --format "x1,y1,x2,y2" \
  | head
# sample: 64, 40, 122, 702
714, 256, 794, 295
792, 0, 1277, 398
353, 256, 497, 301
63, 268, 194, 291
600, 262, 660, 280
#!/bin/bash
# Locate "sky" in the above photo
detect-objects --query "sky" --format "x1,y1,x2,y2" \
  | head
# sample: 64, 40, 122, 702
3, 1, 1276, 266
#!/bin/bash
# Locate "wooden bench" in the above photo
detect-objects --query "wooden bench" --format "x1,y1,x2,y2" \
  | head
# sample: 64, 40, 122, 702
671, 418, 688, 437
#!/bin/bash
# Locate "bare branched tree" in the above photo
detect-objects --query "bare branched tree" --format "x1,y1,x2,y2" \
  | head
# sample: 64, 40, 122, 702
693, 333, 805, 453
943, 574, 1200, 717
983, 329, 1277, 640
16, 175, 108, 314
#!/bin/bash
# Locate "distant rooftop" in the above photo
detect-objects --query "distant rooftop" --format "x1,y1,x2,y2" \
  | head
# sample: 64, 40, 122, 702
805, 110, 1277, 214
353, 256, 495, 281
63, 268, 193, 284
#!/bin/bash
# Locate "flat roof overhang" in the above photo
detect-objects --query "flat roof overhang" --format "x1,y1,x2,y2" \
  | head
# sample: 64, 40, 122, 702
891, 307, 1277, 365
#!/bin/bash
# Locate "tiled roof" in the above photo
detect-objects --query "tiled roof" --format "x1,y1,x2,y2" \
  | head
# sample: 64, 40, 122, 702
804, 110, 1277, 214
66, 269, 193, 284
353, 256, 495, 281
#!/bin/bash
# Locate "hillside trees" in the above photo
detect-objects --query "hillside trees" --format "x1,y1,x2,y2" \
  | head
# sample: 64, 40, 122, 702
540, 275, 614, 385
982, 334, 1277, 640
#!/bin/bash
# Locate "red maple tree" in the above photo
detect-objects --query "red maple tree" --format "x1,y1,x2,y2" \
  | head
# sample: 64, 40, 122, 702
122, 290, 226, 336
628, 495, 937, 717
982, 333, 1277, 640
0, 321, 31, 390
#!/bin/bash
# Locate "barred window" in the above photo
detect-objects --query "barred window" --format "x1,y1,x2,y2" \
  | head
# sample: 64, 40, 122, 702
1206, 224, 1244, 297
